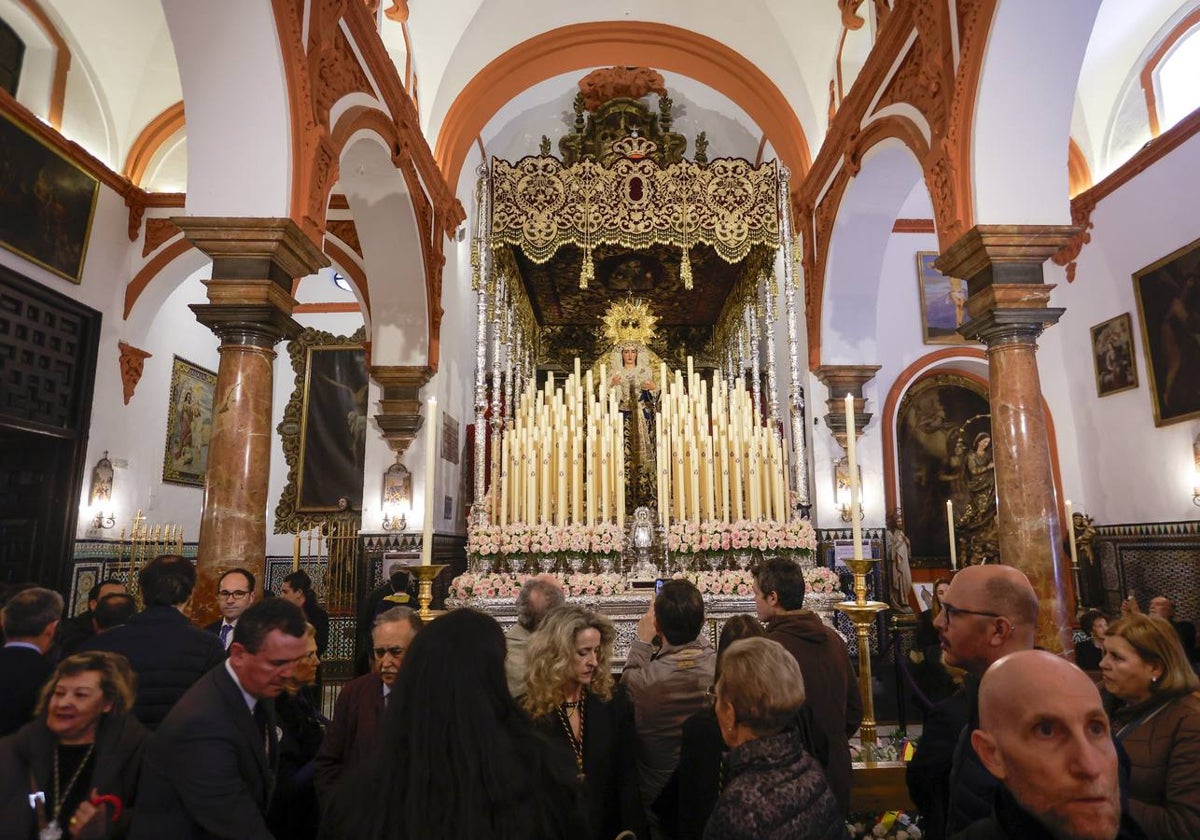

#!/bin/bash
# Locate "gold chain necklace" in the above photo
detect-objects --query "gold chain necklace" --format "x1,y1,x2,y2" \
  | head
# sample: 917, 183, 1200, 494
52, 742, 95, 825
556, 692, 586, 782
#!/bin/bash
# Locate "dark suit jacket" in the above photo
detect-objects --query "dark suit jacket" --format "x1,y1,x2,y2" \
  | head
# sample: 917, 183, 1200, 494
83, 606, 226, 730
56, 610, 97, 655
130, 664, 279, 840
314, 671, 385, 803
908, 688, 971, 840
531, 690, 647, 840
0, 712, 149, 838
202, 618, 232, 649
0, 645, 53, 737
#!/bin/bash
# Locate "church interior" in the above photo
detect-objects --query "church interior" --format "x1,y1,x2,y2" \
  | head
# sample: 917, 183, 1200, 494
2, 0, 1200, 812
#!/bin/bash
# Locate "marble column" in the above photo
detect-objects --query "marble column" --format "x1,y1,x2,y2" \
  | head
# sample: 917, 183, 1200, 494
176, 217, 328, 625
936, 225, 1077, 653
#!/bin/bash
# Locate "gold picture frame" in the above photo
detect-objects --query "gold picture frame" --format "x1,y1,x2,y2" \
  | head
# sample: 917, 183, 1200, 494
1132, 236, 1200, 426
162, 356, 217, 487
916, 251, 973, 345
1090, 313, 1138, 398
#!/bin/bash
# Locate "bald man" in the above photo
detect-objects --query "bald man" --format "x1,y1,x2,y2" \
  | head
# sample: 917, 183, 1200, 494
907, 565, 1039, 839
953, 650, 1139, 840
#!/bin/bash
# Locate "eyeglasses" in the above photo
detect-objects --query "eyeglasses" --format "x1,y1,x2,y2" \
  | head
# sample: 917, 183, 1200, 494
373, 646, 407, 660
940, 601, 1003, 623
218, 590, 250, 600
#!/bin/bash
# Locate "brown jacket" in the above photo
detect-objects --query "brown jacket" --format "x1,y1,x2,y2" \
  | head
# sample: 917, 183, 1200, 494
765, 609, 862, 814
1113, 690, 1200, 840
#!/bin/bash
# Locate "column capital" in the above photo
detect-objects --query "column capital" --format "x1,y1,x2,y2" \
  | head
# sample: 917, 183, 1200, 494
371, 365, 435, 459
173, 216, 330, 286
814, 364, 881, 450
934, 224, 1080, 294
961, 283, 1065, 346
190, 280, 302, 347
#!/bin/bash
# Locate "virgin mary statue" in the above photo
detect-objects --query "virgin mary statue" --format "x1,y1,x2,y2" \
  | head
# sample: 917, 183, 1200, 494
607, 342, 661, 513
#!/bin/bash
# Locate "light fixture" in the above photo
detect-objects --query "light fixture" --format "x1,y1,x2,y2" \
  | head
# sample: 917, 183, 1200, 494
834, 455, 864, 523
382, 457, 412, 531
92, 510, 116, 529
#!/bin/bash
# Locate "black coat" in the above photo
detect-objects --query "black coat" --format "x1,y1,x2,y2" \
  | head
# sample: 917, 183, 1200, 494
56, 610, 97, 656
907, 688, 971, 840
950, 785, 1146, 840
532, 690, 647, 840
267, 690, 327, 840
130, 664, 280, 840
82, 607, 226, 730
0, 712, 149, 838
0, 645, 54, 738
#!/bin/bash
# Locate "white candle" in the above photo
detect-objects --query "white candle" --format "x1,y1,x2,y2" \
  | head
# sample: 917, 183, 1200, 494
499, 436, 509, 527
947, 499, 957, 570
844, 393, 863, 562
422, 396, 438, 565
1065, 500, 1079, 567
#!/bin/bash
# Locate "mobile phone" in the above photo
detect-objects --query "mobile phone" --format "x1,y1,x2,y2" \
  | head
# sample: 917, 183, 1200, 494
655, 578, 665, 595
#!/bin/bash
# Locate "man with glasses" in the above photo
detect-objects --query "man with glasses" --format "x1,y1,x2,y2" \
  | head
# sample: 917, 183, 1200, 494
906, 564, 1038, 840
205, 568, 257, 651
83, 555, 226, 729
314, 606, 423, 806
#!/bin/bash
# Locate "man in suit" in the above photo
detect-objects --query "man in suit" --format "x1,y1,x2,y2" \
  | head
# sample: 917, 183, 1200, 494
1149, 595, 1197, 662
83, 555, 226, 729
131, 598, 309, 839
205, 568, 257, 651
315, 605, 422, 803
0, 587, 61, 736
56, 577, 126, 655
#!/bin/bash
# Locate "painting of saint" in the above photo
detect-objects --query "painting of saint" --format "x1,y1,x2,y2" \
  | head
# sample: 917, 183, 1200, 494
896, 374, 993, 566
162, 357, 216, 487
1090, 313, 1138, 397
916, 252, 975, 345
1133, 238, 1200, 425
297, 345, 369, 510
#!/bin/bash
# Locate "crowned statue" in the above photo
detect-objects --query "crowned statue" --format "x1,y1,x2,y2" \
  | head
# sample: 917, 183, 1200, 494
596, 298, 664, 514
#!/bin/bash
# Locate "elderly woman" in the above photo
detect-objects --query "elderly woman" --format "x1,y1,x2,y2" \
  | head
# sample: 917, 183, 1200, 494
268, 623, 327, 840
706, 637, 846, 840
523, 605, 646, 840
1075, 608, 1110, 671
1101, 613, 1200, 840
0, 651, 148, 839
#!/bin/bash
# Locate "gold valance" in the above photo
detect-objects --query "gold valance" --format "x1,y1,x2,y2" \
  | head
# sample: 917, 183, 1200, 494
490, 145, 780, 287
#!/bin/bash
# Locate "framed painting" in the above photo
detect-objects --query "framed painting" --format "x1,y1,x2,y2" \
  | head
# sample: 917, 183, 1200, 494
441, 413, 460, 464
1090, 313, 1138, 397
0, 110, 100, 283
916, 251, 973, 345
1133, 237, 1200, 426
162, 356, 216, 487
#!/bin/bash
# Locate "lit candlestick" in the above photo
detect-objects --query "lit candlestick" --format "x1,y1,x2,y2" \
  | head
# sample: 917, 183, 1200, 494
844, 393, 863, 562
1065, 500, 1078, 567
947, 499, 957, 570
422, 396, 438, 565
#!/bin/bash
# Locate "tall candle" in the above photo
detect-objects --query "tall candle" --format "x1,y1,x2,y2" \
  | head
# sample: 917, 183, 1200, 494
499, 436, 509, 527
572, 433, 582, 524
586, 427, 595, 525
1065, 500, 1079, 567
556, 435, 567, 526
947, 499, 957, 570
719, 433, 730, 523
600, 421, 610, 523
844, 393, 863, 562
422, 396, 438, 565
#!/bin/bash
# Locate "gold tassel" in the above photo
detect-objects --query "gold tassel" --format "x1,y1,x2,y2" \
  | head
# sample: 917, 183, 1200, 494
580, 248, 594, 289
680, 247, 693, 290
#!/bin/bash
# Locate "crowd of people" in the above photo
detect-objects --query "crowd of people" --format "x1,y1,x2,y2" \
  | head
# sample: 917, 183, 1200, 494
0, 554, 1197, 840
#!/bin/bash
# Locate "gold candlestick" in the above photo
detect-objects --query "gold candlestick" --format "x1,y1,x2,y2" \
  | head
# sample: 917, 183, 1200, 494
404, 563, 449, 621
836, 554, 889, 748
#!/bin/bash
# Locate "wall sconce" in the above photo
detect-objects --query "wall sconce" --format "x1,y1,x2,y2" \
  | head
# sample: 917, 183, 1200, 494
92, 510, 116, 529
382, 457, 412, 531
87, 451, 116, 529
834, 456, 864, 523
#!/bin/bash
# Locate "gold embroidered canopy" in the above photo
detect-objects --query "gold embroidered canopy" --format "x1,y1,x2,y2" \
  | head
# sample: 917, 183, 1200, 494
490, 135, 780, 290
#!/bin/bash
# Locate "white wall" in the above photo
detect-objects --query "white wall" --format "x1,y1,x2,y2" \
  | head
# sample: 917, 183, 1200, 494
1051, 129, 1200, 525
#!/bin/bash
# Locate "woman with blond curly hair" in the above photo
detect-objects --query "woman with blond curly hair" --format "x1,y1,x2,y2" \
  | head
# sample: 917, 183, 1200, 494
523, 605, 647, 840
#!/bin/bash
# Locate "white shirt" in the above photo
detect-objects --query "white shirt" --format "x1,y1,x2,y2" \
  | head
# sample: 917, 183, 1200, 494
3, 641, 41, 653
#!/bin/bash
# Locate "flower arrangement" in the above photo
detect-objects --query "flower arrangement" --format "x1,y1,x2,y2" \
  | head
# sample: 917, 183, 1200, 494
846, 811, 922, 840
589, 522, 624, 556
667, 519, 816, 558
448, 571, 630, 600
803, 566, 843, 596
670, 569, 756, 597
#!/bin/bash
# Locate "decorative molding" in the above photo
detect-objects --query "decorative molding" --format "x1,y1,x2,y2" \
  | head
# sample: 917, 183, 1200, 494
123, 101, 186, 186
143, 217, 183, 257
893, 218, 936, 233
117, 341, 152, 405
577, 66, 667, 111
124, 238, 195, 318
371, 364, 434, 459
1067, 138, 1092, 198
326, 219, 362, 256
14, 0, 69, 128
813, 364, 882, 450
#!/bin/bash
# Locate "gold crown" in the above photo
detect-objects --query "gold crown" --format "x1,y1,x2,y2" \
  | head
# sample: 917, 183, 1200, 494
611, 135, 659, 160
601, 298, 659, 347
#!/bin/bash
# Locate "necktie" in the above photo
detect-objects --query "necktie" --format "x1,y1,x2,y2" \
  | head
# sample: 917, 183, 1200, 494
219, 623, 231, 648
252, 702, 270, 758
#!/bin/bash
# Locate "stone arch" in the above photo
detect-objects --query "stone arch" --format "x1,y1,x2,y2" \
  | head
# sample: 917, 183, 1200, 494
970, 2, 1101, 226
434, 21, 813, 195
819, 133, 929, 367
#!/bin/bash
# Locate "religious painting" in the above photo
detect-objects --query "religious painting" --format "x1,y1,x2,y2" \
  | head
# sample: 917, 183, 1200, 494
162, 356, 216, 487
441, 413, 460, 464
297, 345, 369, 510
916, 252, 972, 345
1090, 313, 1138, 397
0, 111, 100, 284
896, 374, 994, 567
1132, 237, 1200, 426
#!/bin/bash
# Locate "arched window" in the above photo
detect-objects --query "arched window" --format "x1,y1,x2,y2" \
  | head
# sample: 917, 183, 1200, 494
1157, 25, 1200, 128
0, 17, 24, 96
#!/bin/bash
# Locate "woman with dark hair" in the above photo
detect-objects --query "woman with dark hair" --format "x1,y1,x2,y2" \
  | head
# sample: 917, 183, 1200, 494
706, 637, 845, 839
280, 571, 330, 657
0, 651, 148, 838
1101, 613, 1200, 840
915, 577, 952, 650
522, 605, 646, 840
321, 608, 586, 840
1075, 608, 1110, 671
